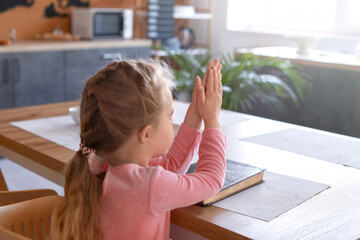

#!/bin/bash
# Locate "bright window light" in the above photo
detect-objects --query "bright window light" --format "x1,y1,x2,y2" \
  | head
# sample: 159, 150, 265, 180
347, 0, 360, 26
227, 0, 360, 36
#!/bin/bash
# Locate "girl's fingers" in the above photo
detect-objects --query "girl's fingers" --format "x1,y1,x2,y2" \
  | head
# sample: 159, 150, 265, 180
197, 84, 205, 106
213, 59, 220, 82
213, 66, 219, 92
217, 64, 222, 91
219, 73, 223, 95
204, 59, 217, 86
194, 76, 201, 98
203, 59, 221, 93
206, 68, 214, 94
195, 76, 201, 86
218, 64, 222, 75
203, 61, 214, 88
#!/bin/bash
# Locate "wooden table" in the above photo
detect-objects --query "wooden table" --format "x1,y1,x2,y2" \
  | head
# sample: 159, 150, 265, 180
1, 101, 360, 240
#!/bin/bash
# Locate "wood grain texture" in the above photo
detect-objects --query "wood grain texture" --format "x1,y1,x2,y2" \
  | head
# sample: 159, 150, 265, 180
1, 101, 360, 239
0, 101, 77, 174
0, 169, 8, 191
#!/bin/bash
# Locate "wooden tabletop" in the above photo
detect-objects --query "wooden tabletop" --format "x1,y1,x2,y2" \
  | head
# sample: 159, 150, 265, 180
1, 101, 360, 240
0, 101, 77, 185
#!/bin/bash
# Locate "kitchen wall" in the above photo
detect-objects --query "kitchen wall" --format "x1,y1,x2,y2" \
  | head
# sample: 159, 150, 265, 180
0, 0, 196, 41
0, 0, 144, 40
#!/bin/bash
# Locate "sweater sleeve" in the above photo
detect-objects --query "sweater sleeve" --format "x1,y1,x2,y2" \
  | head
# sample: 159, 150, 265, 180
149, 123, 202, 174
149, 128, 227, 215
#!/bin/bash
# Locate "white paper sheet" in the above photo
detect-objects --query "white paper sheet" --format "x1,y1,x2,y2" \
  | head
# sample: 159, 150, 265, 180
11, 115, 80, 151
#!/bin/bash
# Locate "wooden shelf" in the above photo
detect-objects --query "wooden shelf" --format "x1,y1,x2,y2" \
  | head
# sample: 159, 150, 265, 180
136, 10, 212, 20
173, 12, 212, 20
134, 0, 213, 48
151, 47, 208, 57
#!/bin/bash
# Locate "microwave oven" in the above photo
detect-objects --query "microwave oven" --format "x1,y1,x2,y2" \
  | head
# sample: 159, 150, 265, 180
71, 8, 133, 39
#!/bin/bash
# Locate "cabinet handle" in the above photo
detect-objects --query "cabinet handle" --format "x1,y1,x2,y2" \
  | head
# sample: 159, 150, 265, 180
13, 58, 20, 83
2, 59, 10, 83
102, 53, 123, 60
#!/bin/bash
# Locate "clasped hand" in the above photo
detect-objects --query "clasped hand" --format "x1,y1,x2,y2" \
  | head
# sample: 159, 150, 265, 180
184, 59, 223, 130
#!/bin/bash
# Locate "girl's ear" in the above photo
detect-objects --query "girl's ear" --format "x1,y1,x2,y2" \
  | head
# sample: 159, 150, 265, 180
138, 125, 151, 144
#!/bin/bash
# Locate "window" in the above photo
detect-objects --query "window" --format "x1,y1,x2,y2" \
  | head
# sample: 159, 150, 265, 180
227, 0, 360, 36
347, 0, 360, 26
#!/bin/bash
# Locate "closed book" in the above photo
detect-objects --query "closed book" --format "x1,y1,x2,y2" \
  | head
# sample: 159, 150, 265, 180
186, 159, 265, 206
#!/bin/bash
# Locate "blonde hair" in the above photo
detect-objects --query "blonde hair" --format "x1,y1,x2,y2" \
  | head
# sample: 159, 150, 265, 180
51, 59, 175, 240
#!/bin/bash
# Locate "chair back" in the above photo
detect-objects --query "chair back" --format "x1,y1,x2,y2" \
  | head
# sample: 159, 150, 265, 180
0, 189, 58, 206
0, 169, 8, 191
0, 195, 62, 240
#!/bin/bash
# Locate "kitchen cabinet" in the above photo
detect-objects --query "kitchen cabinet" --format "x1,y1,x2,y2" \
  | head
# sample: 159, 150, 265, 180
64, 47, 150, 101
0, 53, 13, 109
0, 44, 151, 109
12, 51, 65, 107
0, 51, 64, 109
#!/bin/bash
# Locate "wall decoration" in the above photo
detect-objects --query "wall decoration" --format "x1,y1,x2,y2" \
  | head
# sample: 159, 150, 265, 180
0, 0, 34, 13
44, 0, 89, 18
0, 0, 132, 40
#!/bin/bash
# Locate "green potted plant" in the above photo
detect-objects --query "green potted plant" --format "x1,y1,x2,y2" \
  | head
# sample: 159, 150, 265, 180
220, 51, 311, 113
160, 49, 212, 101
164, 49, 311, 114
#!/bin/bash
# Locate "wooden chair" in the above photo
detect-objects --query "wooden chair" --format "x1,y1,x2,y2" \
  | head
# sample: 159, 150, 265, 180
0, 168, 59, 206
0, 195, 62, 240
0, 189, 58, 206
0, 169, 8, 191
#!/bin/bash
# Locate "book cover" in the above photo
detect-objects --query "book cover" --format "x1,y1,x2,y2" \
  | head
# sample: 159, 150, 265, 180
186, 159, 266, 206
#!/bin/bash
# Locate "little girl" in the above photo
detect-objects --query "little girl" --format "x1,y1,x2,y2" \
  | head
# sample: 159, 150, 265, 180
51, 58, 226, 240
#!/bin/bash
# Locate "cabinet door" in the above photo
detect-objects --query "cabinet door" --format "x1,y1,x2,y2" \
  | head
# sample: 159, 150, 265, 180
338, 70, 360, 138
64, 47, 150, 101
0, 53, 13, 109
100, 47, 151, 60
12, 51, 65, 107
65, 49, 109, 101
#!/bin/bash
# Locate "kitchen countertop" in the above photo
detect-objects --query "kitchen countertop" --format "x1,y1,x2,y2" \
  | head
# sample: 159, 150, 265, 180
0, 39, 152, 53
236, 46, 360, 72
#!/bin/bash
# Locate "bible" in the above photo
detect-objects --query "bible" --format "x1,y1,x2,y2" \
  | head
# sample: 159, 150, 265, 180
186, 159, 265, 206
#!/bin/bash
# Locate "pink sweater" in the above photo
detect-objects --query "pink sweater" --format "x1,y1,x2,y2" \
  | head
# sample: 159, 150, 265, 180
99, 123, 227, 240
